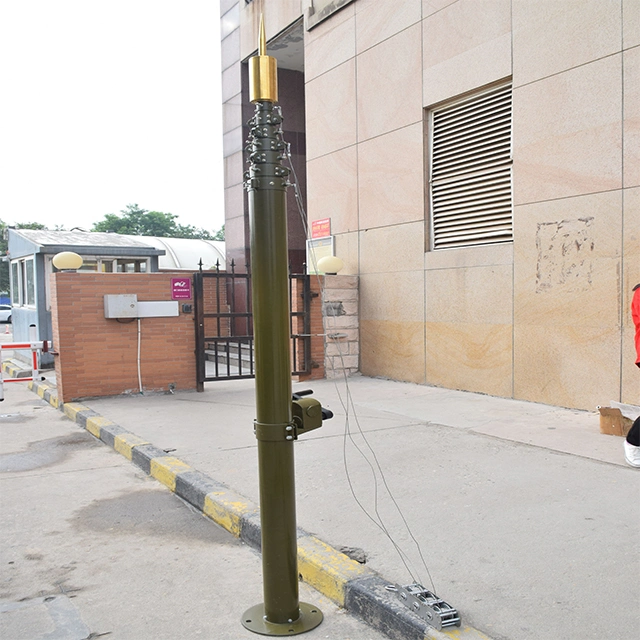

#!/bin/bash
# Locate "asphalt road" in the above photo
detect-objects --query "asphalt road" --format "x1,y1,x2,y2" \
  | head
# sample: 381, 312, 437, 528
0, 380, 387, 640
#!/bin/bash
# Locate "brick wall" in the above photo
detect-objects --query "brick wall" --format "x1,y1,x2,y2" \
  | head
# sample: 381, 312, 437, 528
50, 271, 359, 401
51, 272, 197, 402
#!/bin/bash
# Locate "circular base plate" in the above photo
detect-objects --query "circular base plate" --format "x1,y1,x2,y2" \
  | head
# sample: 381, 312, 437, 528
241, 602, 323, 636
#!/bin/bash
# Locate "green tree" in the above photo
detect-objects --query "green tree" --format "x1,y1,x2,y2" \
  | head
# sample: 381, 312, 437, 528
14, 221, 47, 230
92, 204, 220, 240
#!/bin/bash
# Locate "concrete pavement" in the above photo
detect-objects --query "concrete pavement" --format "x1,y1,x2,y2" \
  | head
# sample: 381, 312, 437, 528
0, 376, 391, 640
3, 348, 639, 639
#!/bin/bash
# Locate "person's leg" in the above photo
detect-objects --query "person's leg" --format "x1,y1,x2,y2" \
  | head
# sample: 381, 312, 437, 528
627, 417, 640, 446
624, 417, 640, 467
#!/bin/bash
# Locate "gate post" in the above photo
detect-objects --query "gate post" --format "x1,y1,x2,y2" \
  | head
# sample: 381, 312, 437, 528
193, 271, 205, 392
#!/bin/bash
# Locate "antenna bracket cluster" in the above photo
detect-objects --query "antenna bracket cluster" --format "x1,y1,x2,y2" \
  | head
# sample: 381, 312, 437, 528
387, 584, 461, 630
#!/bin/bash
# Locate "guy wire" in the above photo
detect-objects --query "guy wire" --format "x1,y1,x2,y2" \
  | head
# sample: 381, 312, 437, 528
281, 132, 437, 594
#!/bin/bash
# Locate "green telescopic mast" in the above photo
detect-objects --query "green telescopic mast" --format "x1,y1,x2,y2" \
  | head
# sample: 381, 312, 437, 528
241, 16, 323, 637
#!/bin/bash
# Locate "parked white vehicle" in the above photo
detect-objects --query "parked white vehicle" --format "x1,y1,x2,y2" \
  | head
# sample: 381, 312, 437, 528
0, 305, 12, 323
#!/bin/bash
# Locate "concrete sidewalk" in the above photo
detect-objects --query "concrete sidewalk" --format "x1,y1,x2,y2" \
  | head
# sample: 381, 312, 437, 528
24, 371, 640, 640
0, 375, 391, 640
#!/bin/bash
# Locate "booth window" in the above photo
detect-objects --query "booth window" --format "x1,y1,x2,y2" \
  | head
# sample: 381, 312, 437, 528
49, 256, 150, 274
25, 259, 35, 305
428, 82, 513, 250
10, 262, 20, 305
116, 259, 148, 273
10, 258, 36, 306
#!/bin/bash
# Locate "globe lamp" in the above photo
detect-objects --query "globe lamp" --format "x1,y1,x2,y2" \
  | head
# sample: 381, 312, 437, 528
52, 251, 84, 271
317, 255, 344, 275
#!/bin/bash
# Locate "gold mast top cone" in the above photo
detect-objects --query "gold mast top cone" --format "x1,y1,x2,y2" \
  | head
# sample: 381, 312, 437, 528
249, 15, 278, 103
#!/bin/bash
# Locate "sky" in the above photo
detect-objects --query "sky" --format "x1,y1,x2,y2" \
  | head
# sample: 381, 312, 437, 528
0, 0, 225, 234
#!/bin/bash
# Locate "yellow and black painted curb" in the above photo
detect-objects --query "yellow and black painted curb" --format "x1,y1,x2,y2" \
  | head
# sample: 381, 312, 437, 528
2, 358, 33, 380
28, 379, 494, 640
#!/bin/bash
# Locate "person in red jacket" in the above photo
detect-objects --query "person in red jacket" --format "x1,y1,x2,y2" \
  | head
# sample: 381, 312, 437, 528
633, 284, 640, 368
624, 284, 640, 467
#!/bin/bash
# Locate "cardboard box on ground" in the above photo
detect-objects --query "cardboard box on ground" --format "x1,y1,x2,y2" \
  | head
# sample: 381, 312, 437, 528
598, 402, 639, 437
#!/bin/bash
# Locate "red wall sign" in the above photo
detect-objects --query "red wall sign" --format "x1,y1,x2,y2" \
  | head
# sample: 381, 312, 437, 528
311, 218, 331, 239
171, 278, 192, 300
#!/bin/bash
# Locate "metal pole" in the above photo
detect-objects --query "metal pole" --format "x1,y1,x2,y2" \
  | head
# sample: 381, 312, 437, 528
241, 16, 322, 637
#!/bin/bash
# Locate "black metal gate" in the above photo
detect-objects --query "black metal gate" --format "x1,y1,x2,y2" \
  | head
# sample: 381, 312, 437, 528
194, 261, 312, 389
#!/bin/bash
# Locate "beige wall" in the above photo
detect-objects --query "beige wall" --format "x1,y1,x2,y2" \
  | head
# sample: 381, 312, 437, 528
225, 0, 639, 411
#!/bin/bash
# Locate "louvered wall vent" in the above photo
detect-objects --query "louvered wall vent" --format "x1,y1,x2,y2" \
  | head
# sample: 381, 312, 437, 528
429, 83, 513, 250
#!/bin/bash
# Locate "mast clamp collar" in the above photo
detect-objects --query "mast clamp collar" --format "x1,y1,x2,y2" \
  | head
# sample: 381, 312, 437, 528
254, 420, 297, 442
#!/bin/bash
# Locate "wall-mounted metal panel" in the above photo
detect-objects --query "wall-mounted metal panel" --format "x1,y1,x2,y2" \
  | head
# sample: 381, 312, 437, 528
306, 0, 355, 30
104, 294, 138, 318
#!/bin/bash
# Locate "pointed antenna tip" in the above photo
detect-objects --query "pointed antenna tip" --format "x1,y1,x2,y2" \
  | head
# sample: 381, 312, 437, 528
259, 14, 267, 56
249, 13, 277, 102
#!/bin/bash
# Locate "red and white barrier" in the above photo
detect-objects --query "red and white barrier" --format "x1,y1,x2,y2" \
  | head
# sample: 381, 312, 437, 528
0, 340, 51, 401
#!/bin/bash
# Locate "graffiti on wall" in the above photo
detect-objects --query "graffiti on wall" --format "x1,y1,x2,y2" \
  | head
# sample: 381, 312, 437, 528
536, 217, 595, 293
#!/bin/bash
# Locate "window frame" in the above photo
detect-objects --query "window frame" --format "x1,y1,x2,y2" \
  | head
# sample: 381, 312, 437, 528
10, 261, 21, 306
10, 257, 36, 308
24, 258, 35, 306
427, 81, 514, 252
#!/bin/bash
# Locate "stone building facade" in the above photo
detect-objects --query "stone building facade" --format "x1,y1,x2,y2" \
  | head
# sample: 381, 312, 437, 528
220, 0, 639, 411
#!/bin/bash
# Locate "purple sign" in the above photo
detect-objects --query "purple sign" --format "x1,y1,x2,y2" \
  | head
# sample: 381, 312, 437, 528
171, 278, 192, 300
